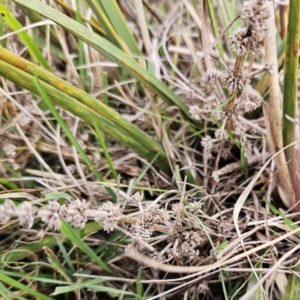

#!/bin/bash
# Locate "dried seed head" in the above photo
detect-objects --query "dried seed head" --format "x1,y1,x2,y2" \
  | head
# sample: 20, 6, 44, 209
221, 68, 248, 93
130, 224, 152, 239
241, 0, 269, 42
143, 204, 170, 225
3, 144, 17, 158
201, 136, 213, 149
242, 85, 263, 112
16, 201, 38, 229
221, 147, 232, 160
241, 0, 269, 23
215, 128, 228, 140
203, 96, 218, 110
94, 201, 122, 233
235, 120, 248, 135
64, 199, 89, 229
0, 200, 16, 224
189, 105, 201, 121
39, 201, 62, 231
201, 69, 222, 86
230, 27, 262, 55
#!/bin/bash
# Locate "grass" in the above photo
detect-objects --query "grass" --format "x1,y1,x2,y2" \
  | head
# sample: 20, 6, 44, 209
0, 0, 299, 299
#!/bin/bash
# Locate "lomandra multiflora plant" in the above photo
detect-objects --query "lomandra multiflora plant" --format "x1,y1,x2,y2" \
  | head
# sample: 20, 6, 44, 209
190, 0, 296, 210
0, 0, 297, 271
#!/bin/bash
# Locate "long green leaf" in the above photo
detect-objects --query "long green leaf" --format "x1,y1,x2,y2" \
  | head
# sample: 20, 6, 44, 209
32, 72, 116, 200
52, 279, 136, 296
282, 0, 300, 192
0, 273, 54, 300
284, 265, 300, 300
0, 56, 170, 174
0, 222, 101, 262
98, 0, 140, 54
246, 263, 263, 300
0, 3, 51, 70
12, 0, 193, 122
60, 220, 112, 273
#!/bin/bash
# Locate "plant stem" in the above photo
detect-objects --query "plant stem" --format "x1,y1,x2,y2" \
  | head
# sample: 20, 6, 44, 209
263, 1, 295, 209
282, 0, 300, 207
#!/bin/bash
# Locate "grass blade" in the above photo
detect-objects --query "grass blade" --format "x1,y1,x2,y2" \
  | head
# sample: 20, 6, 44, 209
12, 0, 193, 122
282, 0, 300, 203
0, 3, 51, 70
99, 0, 141, 54
0, 55, 170, 174
60, 220, 112, 273
0, 48, 170, 174
32, 71, 117, 200
0, 273, 54, 300
94, 122, 118, 180
284, 266, 300, 300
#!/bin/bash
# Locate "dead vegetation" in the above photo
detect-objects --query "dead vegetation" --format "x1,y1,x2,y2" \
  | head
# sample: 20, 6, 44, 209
0, 0, 299, 299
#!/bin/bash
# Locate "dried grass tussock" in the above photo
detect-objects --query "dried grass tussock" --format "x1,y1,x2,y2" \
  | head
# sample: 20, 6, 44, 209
0, 0, 300, 299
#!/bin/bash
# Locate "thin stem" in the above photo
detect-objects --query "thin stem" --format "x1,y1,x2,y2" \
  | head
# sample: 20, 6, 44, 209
263, 1, 295, 208
282, 0, 300, 203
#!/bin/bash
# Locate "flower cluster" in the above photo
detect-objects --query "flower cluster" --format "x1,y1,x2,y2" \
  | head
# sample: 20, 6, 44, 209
0, 199, 122, 232
229, 27, 262, 55
241, 0, 269, 41
230, 0, 269, 55
190, 0, 270, 159
0, 192, 227, 266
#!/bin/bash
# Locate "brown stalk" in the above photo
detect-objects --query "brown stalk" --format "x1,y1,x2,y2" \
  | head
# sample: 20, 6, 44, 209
262, 1, 295, 208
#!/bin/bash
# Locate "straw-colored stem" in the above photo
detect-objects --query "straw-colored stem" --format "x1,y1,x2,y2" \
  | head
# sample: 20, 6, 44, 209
263, 1, 295, 208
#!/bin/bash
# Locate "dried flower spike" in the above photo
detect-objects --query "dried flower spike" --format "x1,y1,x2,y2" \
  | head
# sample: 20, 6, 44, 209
16, 201, 38, 229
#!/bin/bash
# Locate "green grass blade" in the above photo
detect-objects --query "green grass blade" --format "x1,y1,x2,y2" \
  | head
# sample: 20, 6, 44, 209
0, 3, 51, 70
60, 220, 112, 273
284, 265, 300, 300
0, 273, 54, 300
12, 0, 193, 123
0, 236, 60, 262
2, 271, 79, 285
17, 3, 61, 48
0, 55, 170, 174
0, 10, 5, 47
265, 200, 299, 232
0, 179, 19, 190
32, 71, 116, 201
102, 72, 109, 145
282, 0, 300, 188
245, 263, 263, 300
55, 237, 75, 273
0, 282, 15, 300
84, 0, 132, 54
75, 0, 88, 87
94, 122, 118, 180
98, 0, 141, 54
0, 222, 102, 263
136, 267, 143, 299
44, 246, 74, 283
0, 48, 170, 174
52, 279, 136, 296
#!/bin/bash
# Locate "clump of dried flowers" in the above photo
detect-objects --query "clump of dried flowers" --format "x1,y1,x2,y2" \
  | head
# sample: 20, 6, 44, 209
0, 191, 219, 265
190, 0, 272, 159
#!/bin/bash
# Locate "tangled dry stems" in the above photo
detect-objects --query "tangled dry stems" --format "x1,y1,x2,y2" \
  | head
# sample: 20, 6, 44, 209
0, 0, 298, 298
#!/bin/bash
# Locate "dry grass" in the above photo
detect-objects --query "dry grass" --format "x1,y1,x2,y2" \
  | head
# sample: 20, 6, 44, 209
0, 0, 299, 299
